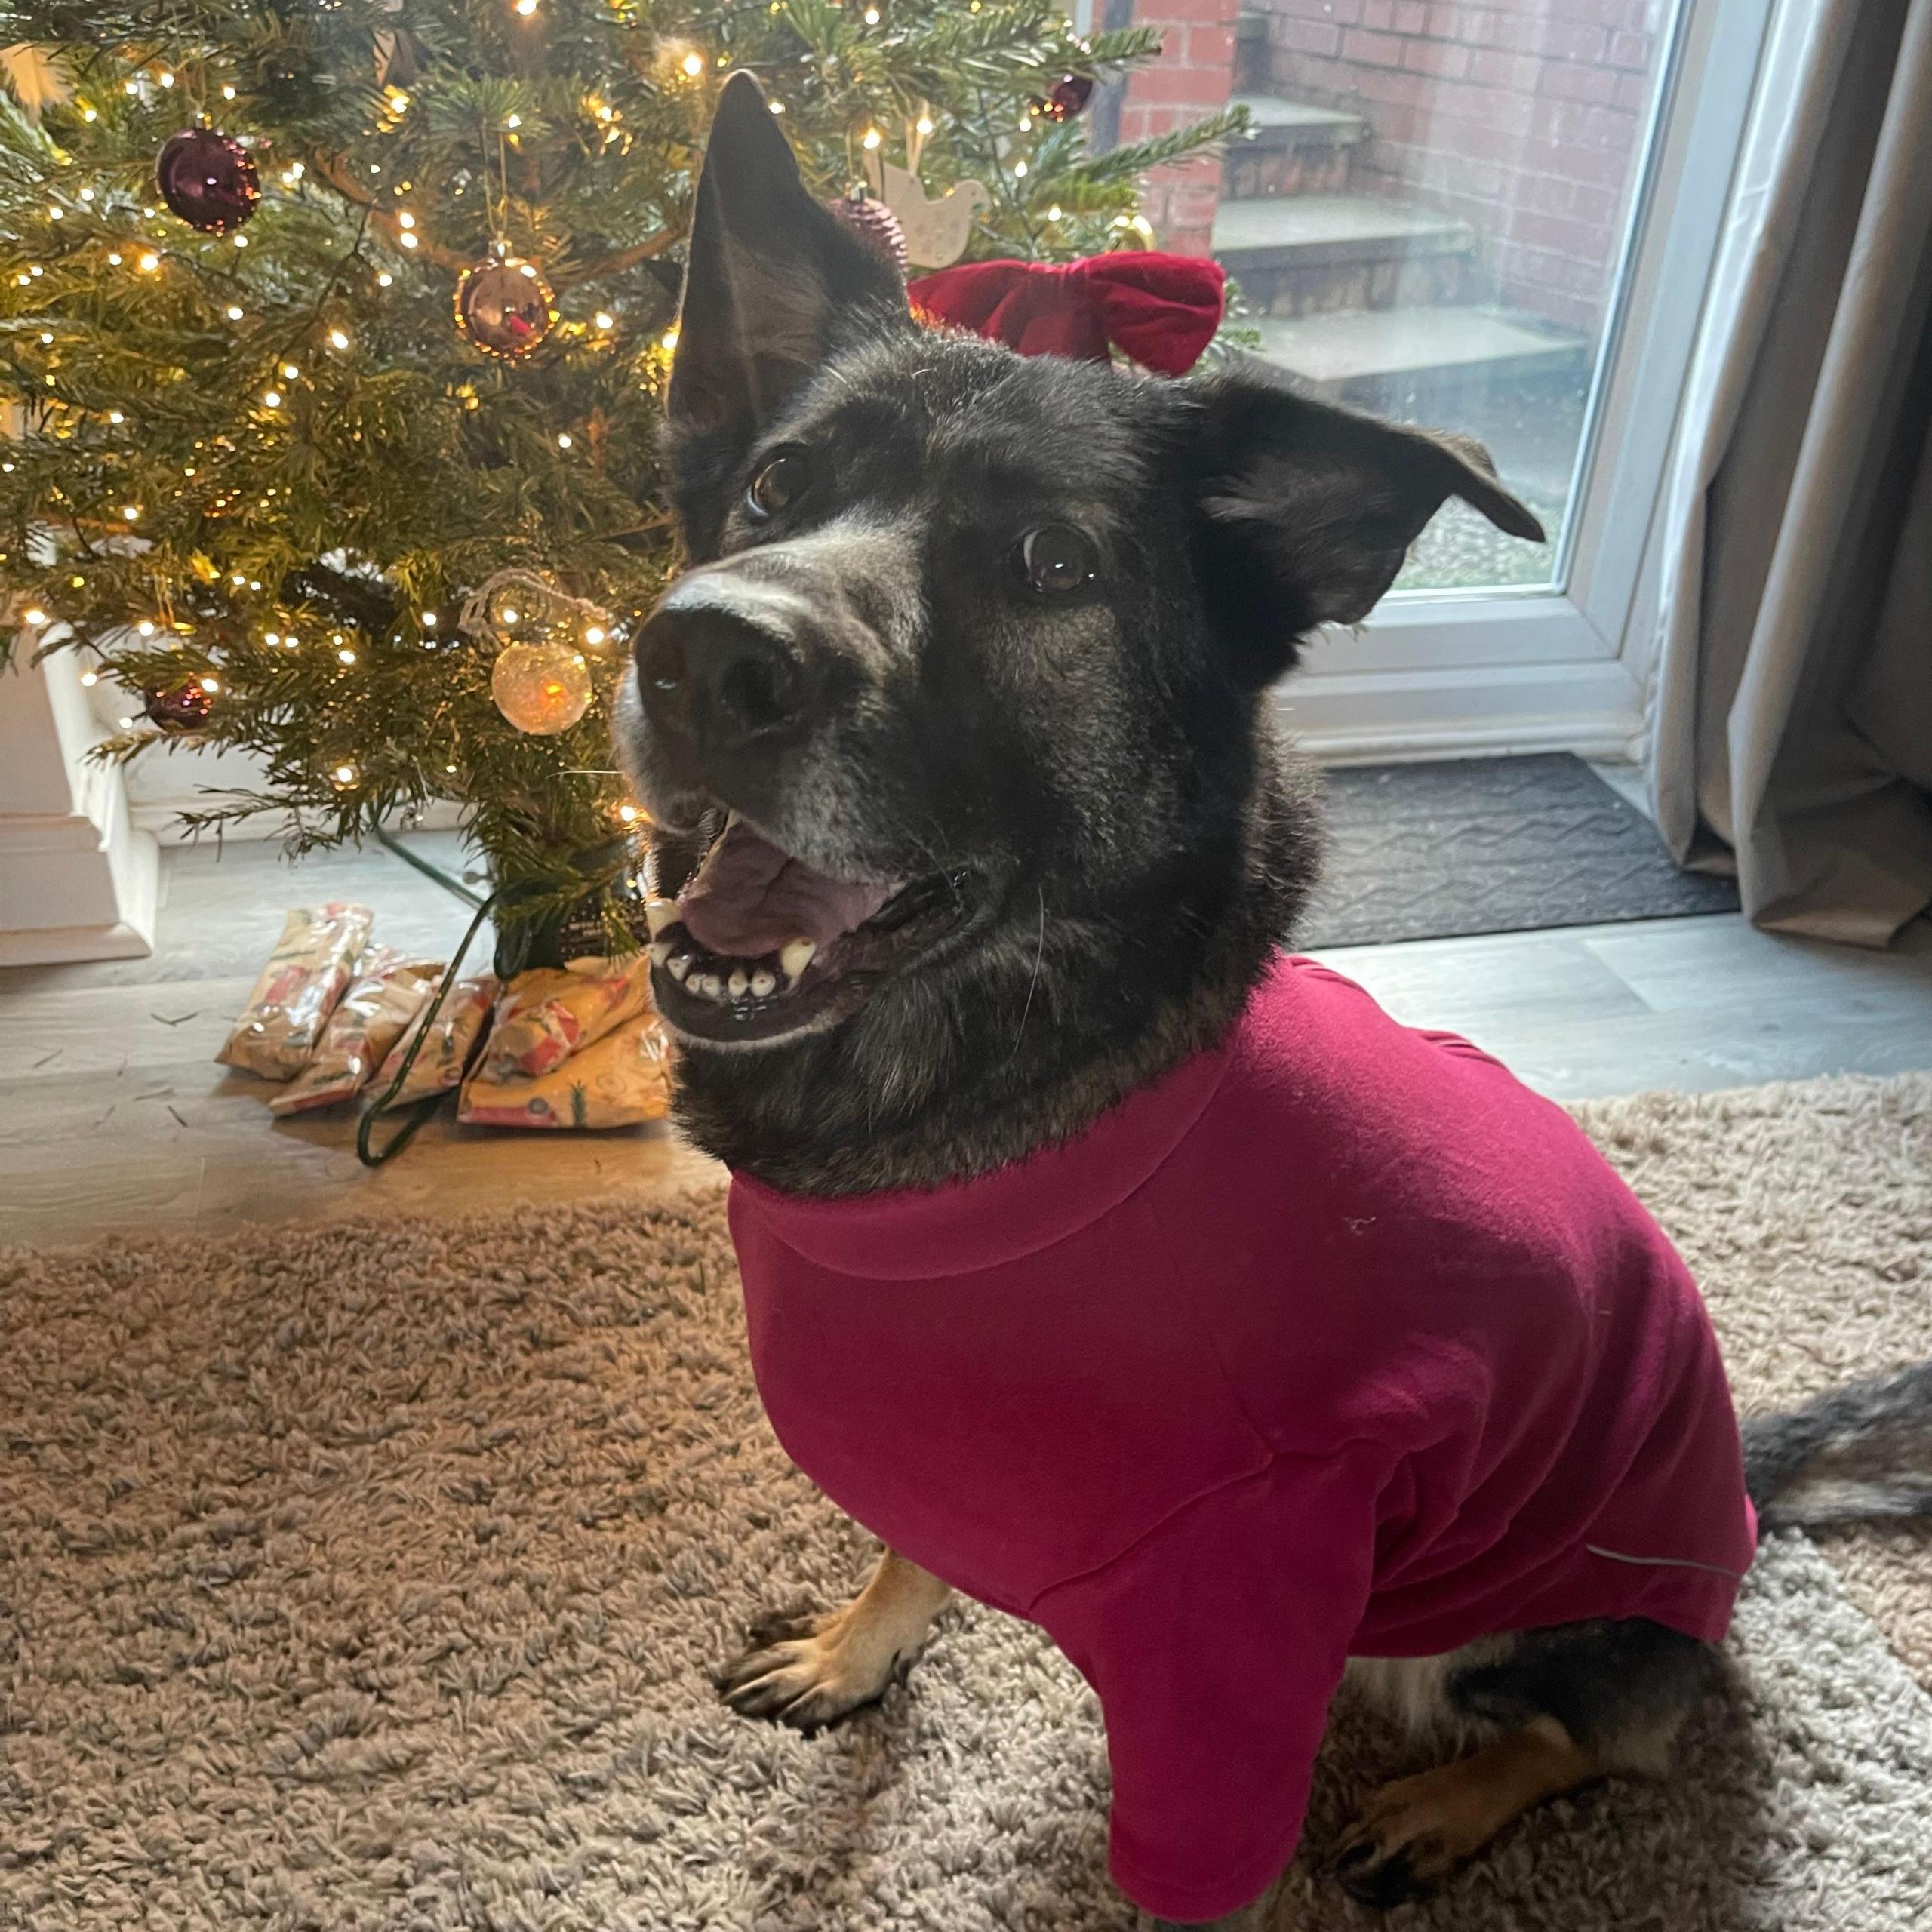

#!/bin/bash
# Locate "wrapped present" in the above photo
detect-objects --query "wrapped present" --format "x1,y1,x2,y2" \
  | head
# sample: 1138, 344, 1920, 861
269, 951, 442, 1116
373, 974, 499, 1106
459, 1004, 672, 1130
217, 903, 374, 1080
477, 954, 653, 1082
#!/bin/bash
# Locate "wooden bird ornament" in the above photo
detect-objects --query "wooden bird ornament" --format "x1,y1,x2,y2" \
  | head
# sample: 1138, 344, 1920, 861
863, 153, 990, 270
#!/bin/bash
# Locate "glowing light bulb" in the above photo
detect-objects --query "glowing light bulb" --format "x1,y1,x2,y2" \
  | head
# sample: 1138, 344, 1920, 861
329, 329, 349, 349
232, 231, 248, 248
584, 625, 607, 645
226, 304, 244, 320
79, 669, 98, 685
594, 311, 614, 330
198, 676, 220, 694
505, 113, 521, 130
222, 84, 235, 100
377, 271, 393, 287
421, 611, 438, 627
137, 620, 156, 636
769, 99, 786, 115
337, 647, 356, 665
333, 763, 357, 784
397, 211, 415, 229
1047, 204, 1062, 220
79, 188, 94, 201
862, 127, 883, 150
681, 51, 706, 76
398, 231, 418, 249
557, 432, 573, 449
121, 504, 140, 521
281, 363, 300, 380
1013, 160, 1029, 177
265, 632, 281, 645
916, 115, 934, 136
263, 390, 281, 408
22, 607, 47, 626
138, 251, 159, 272
660, 326, 679, 349
48, 205, 63, 220
158, 70, 174, 88
107, 252, 122, 266
109, 411, 124, 423
500, 608, 521, 626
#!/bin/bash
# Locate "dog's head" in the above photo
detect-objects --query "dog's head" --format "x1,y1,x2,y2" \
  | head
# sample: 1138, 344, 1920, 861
615, 73, 1539, 1186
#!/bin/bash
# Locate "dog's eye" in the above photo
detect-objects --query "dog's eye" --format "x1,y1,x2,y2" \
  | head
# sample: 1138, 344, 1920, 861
1020, 525, 1096, 595
746, 450, 810, 520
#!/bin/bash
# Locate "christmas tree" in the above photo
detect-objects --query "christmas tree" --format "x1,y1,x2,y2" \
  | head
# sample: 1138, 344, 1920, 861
0, 2, 1237, 961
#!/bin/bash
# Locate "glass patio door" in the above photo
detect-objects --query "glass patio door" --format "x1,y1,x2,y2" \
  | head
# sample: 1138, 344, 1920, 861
1113, 0, 1780, 759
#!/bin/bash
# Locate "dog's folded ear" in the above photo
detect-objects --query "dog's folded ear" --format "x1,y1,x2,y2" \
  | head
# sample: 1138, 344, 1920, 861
1181, 358, 1544, 687
666, 72, 909, 548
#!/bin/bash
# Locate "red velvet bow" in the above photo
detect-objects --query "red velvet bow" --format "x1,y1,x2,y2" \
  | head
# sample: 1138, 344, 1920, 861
906, 252, 1226, 376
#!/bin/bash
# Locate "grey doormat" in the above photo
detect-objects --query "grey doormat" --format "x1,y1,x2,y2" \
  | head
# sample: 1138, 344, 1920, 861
3, 1072, 1930, 1931
1298, 753, 1741, 948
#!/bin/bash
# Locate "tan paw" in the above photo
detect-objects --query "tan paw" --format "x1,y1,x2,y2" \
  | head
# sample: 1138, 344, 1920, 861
1331, 1767, 1492, 1908
715, 1605, 906, 1732
1332, 1720, 1594, 1909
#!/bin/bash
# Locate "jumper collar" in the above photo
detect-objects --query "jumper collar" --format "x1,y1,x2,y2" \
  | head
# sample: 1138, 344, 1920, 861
729, 1035, 1233, 1281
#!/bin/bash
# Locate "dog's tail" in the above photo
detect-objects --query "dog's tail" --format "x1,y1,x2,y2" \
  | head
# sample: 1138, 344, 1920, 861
1743, 1360, 1932, 1531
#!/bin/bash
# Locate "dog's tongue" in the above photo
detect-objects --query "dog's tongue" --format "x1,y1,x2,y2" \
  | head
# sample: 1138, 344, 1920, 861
676, 819, 895, 958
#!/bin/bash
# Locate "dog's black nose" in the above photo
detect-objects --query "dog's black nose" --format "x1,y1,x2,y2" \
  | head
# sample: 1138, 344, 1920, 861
636, 590, 810, 757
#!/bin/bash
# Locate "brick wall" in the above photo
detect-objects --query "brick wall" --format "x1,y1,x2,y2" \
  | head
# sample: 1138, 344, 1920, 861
1116, 0, 1243, 256
1242, 0, 1666, 330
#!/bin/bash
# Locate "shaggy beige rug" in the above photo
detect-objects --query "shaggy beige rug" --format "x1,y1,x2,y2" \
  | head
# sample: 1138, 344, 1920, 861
4, 1072, 1930, 1931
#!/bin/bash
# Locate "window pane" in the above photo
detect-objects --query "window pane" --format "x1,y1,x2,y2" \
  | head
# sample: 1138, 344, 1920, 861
1121, 0, 1681, 594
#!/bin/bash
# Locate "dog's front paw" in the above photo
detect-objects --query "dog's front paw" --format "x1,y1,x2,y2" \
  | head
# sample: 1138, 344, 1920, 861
715, 1604, 906, 1732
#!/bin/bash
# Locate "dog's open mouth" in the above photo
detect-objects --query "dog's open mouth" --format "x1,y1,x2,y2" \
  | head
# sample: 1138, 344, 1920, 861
645, 811, 969, 1045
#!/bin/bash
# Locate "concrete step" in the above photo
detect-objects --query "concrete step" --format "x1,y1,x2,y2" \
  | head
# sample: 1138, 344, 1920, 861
1225, 93, 1368, 200
1248, 305, 1592, 421
1214, 194, 1480, 315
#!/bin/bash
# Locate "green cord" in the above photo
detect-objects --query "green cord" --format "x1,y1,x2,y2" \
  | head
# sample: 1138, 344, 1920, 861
355, 889, 498, 1168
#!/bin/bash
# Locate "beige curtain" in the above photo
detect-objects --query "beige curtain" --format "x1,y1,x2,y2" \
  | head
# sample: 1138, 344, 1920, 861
1647, 0, 1932, 946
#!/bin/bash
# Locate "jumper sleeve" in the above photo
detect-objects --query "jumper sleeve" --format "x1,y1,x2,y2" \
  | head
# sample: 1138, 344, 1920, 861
1029, 1452, 1380, 1925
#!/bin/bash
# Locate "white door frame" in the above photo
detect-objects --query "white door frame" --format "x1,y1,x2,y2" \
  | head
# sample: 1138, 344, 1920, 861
1281, 0, 1780, 764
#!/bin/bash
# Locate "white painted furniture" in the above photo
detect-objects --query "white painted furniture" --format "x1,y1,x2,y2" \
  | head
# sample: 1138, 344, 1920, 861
0, 648, 158, 964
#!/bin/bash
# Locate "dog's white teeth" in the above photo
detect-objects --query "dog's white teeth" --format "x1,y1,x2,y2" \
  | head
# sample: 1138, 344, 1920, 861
666, 952, 691, 983
648, 940, 674, 968
728, 968, 749, 1000
779, 938, 816, 983
693, 972, 723, 1001
645, 897, 678, 938
750, 968, 777, 998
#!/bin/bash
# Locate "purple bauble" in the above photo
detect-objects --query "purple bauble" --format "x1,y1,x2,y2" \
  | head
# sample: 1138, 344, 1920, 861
156, 128, 262, 235
143, 678, 214, 734
826, 188, 909, 278
1032, 73, 1095, 124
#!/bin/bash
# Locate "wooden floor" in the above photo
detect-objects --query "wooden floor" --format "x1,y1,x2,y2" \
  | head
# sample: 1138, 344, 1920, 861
4, 831, 1930, 1250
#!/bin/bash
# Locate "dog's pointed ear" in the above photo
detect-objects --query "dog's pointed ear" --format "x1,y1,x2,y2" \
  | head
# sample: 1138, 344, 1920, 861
1182, 359, 1544, 687
668, 71, 907, 453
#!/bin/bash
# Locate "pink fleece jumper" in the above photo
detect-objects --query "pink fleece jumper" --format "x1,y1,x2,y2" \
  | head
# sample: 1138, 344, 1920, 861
729, 954, 1756, 1923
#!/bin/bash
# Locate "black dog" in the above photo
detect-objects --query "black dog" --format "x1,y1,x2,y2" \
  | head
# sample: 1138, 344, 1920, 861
616, 73, 1932, 1930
